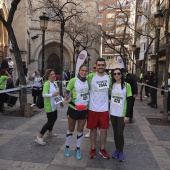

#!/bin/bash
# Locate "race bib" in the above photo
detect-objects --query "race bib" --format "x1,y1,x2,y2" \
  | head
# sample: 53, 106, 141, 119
80, 93, 89, 102
96, 80, 109, 90
112, 97, 123, 106
54, 96, 64, 105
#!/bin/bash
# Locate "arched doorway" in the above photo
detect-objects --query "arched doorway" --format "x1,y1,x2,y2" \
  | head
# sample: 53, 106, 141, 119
47, 53, 60, 74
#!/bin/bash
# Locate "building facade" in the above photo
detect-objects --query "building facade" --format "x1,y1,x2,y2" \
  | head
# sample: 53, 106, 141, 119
0, 0, 99, 79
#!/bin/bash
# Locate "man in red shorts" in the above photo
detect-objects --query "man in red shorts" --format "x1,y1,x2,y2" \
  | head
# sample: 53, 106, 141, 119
87, 58, 112, 159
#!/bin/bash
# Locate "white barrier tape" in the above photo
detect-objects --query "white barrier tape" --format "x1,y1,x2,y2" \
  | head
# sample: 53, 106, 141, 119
0, 80, 70, 94
137, 82, 169, 93
0, 84, 34, 94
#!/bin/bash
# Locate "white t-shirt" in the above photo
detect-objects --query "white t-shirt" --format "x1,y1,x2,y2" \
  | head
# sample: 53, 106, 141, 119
88, 74, 111, 112
110, 82, 132, 117
66, 77, 89, 109
34, 77, 42, 87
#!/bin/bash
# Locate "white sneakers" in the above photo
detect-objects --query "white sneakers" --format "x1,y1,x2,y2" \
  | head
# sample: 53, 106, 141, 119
85, 132, 90, 138
35, 136, 46, 145
35, 132, 57, 145
47, 131, 58, 137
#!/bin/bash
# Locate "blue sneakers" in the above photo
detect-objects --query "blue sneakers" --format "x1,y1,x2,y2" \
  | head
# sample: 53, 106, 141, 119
118, 152, 125, 162
112, 150, 119, 159
75, 149, 81, 160
65, 148, 70, 157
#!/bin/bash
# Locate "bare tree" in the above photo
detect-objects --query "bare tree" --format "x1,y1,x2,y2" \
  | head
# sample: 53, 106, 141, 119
0, 0, 27, 114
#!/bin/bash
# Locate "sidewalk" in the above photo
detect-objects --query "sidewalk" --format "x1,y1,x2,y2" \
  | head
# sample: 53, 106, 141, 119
0, 91, 170, 170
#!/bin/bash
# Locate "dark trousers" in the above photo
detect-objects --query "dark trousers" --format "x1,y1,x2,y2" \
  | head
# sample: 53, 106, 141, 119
145, 86, 149, 97
168, 92, 170, 111
150, 90, 157, 105
129, 96, 135, 119
110, 115, 125, 152
33, 96, 37, 104
40, 110, 58, 135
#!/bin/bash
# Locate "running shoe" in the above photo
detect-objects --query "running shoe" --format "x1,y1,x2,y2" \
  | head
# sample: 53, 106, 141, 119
118, 152, 125, 162
85, 132, 90, 138
89, 148, 96, 159
99, 149, 110, 159
65, 148, 70, 157
112, 150, 119, 159
47, 131, 58, 137
75, 149, 81, 160
35, 136, 46, 145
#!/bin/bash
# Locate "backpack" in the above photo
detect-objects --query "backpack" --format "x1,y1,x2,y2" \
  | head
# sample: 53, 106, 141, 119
36, 88, 44, 109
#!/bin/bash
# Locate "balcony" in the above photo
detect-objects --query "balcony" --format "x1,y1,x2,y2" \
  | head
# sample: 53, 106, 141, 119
160, 36, 166, 51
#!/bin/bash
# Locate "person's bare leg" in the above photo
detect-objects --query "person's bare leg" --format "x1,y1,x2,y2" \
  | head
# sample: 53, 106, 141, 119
90, 128, 97, 148
100, 129, 107, 149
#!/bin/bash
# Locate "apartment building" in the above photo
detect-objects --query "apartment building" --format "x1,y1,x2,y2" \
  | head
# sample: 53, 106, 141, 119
97, 0, 136, 70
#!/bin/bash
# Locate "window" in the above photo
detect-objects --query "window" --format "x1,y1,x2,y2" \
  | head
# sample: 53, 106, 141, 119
99, 6, 103, 10
105, 48, 114, 52
116, 27, 124, 34
107, 5, 115, 9
116, 18, 124, 25
106, 22, 114, 27
106, 31, 114, 35
106, 39, 114, 44
117, 13, 125, 17
117, 0, 130, 6
98, 23, 102, 26
98, 14, 103, 18
138, 16, 142, 23
106, 13, 115, 18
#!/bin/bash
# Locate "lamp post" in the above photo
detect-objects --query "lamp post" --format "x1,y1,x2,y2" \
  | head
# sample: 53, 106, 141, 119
154, 9, 164, 107
39, 13, 49, 75
131, 44, 136, 74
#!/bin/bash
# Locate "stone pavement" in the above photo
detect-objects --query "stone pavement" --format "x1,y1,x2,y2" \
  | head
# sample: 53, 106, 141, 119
0, 90, 170, 170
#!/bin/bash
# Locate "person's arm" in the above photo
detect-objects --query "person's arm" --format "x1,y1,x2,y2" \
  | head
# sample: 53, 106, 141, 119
5, 70, 11, 79
42, 82, 59, 98
124, 83, 132, 122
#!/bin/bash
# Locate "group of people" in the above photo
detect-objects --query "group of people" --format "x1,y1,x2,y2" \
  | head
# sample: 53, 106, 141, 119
35, 58, 138, 163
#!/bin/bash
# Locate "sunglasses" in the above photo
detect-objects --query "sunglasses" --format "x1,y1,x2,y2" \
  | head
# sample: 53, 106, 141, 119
113, 72, 121, 76
97, 64, 105, 67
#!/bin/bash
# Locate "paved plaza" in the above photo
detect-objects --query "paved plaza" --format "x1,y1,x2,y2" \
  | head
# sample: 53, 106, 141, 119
0, 90, 170, 170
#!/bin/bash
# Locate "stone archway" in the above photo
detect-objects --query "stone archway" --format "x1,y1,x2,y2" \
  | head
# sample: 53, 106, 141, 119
47, 53, 60, 74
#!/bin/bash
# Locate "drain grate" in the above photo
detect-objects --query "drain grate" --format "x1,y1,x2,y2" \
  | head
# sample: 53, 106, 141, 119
146, 118, 170, 126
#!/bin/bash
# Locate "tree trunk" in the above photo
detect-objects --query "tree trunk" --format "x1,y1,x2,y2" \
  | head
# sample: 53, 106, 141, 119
7, 25, 27, 113
59, 21, 65, 96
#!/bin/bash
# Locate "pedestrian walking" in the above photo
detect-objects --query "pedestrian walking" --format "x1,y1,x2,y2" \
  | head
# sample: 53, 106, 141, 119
31, 71, 43, 104
121, 68, 138, 123
35, 69, 63, 145
110, 68, 132, 162
8, 58, 14, 75
0, 69, 11, 113
64, 64, 89, 160
87, 58, 112, 159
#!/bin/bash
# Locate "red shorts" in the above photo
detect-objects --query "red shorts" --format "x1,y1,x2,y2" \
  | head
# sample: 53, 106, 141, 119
86, 110, 109, 129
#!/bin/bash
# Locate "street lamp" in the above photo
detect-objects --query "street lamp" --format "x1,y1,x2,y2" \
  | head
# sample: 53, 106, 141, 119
131, 44, 136, 74
39, 12, 49, 75
154, 9, 164, 107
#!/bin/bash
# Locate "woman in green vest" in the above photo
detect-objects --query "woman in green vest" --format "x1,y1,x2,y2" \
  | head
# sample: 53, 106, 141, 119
0, 69, 11, 113
35, 69, 63, 145
64, 64, 89, 160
